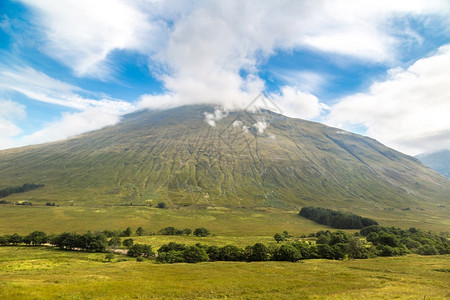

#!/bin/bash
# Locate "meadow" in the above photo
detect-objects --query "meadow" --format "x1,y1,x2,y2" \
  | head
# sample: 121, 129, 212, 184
0, 246, 448, 299
0, 204, 448, 236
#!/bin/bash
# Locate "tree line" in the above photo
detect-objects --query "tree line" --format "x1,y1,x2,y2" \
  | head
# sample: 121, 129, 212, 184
299, 207, 379, 229
158, 226, 210, 237
0, 183, 44, 198
1, 225, 447, 263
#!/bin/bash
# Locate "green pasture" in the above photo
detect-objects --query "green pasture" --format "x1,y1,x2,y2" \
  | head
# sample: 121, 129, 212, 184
0, 247, 448, 299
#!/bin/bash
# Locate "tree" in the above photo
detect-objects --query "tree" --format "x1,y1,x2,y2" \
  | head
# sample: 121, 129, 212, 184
273, 244, 301, 262
159, 227, 183, 235
183, 245, 209, 263
27, 231, 47, 246
128, 244, 154, 258
347, 238, 369, 259
207, 245, 220, 261
246, 243, 269, 261
282, 231, 290, 238
105, 253, 114, 262
193, 227, 210, 237
274, 233, 285, 243
89, 234, 108, 252
108, 236, 121, 249
331, 243, 347, 260
136, 227, 144, 236
9, 233, 23, 245
123, 238, 134, 248
317, 244, 334, 259
157, 251, 185, 263
218, 245, 242, 261
183, 228, 192, 236
123, 227, 133, 237
0, 235, 8, 246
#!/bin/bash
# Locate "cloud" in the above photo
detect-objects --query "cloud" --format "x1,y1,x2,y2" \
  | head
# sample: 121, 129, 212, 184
269, 86, 328, 119
204, 108, 228, 127
272, 70, 326, 94
16, 108, 122, 147
19, 0, 158, 78
253, 120, 267, 134
0, 66, 132, 112
0, 66, 133, 149
21, 0, 450, 112
325, 44, 450, 155
0, 100, 26, 149
4, 0, 450, 151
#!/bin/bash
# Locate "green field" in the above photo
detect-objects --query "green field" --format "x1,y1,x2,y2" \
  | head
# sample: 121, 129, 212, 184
0, 246, 448, 299
0, 204, 449, 236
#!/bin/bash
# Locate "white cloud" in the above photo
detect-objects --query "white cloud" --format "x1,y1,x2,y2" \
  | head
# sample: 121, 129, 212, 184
20, 0, 158, 78
16, 108, 122, 147
21, 0, 450, 113
253, 120, 267, 134
269, 86, 327, 119
0, 100, 26, 149
272, 70, 326, 94
0, 66, 132, 113
325, 44, 450, 155
204, 108, 228, 127
0, 66, 133, 149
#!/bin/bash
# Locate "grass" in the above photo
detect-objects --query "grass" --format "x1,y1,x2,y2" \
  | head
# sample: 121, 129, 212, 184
0, 204, 448, 236
0, 205, 329, 236
0, 247, 449, 299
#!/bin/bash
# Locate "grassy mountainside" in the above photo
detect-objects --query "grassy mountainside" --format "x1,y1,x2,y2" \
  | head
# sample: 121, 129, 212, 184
417, 150, 450, 178
0, 105, 448, 218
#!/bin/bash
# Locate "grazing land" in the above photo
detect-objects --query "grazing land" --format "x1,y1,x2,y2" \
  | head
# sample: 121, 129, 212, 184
0, 205, 449, 235
0, 247, 448, 299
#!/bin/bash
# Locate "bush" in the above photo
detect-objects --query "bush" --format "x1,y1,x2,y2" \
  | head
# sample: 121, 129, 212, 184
183, 245, 209, 263
207, 245, 220, 261
123, 238, 134, 248
157, 251, 185, 263
244, 243, 269, 261
218, 245, 242, 261
157, 202, 167, 209
273, 233, 285, 243
273, 244, 302, 262
128, 244, 154, 258
193, 227, 210, 237
159, 227, 183, 235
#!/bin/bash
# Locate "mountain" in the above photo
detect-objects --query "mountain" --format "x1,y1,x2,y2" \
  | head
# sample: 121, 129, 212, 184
416, 150, 450, 178
0, 105, 449, 213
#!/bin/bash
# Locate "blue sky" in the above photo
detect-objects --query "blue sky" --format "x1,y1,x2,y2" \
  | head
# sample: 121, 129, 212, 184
1, 0, 450, 155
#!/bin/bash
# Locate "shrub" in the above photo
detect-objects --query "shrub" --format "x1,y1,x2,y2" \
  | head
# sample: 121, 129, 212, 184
273, 244, 302, 262
193, 227, 210, 237
183, 245, 209, 263
218, 245, 242, 261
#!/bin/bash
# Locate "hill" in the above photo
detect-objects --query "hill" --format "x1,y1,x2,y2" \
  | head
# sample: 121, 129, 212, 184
0, 105, 448, 217
416, 150, 450, 178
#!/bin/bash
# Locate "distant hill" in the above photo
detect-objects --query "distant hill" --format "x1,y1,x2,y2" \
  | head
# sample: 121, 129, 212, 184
0, 105, 448, 214
416, 150, 450, 178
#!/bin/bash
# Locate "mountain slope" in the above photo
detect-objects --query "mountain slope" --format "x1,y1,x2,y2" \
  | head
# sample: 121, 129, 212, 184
0, 105, 448, 213
416, 150, 450, 178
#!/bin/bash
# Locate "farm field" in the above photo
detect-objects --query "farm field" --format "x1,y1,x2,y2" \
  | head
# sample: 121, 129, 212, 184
0, 247, 448, 299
